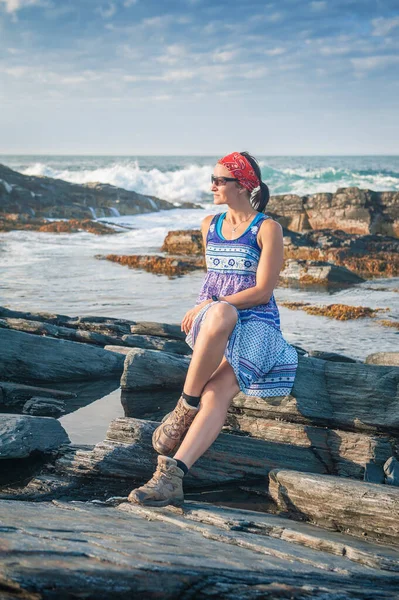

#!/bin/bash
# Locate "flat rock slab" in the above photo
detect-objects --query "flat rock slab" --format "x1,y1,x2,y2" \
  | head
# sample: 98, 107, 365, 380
121, 349, 190, 390
0, 414, 70, 459
231, 355, 399, 433
120, 501, 399, 573
1, 499, 399, 599
269, 469, 399, 545
55, 417, 330, 487
224, 415, 394, 479
0, 328, 125, 383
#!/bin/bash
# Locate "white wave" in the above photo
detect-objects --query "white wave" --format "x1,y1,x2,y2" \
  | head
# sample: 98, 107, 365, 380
279, 166, 340, 178
22, 161, 213, 203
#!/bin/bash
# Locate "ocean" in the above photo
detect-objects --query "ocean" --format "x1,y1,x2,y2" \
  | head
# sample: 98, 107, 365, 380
1, 154, 398, 442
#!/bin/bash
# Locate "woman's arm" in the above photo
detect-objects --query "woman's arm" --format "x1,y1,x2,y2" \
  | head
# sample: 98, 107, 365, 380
201, 214, 214, 257
180, 215, 214, 333
218, 219, 284, 309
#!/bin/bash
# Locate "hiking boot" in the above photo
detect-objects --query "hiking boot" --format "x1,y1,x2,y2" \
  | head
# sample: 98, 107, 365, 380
128, 455, 184, 507
152, 395, 198, 456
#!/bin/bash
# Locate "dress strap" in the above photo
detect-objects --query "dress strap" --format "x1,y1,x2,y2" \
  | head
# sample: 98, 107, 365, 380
206, 213, 221, 244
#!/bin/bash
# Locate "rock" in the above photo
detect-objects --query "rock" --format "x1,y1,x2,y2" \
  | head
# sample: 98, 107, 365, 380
230, 355, 399, 433
307, 350, 358, 363
280, 301, 388, 320
161, 229, 203, 255
363, 462, 386, 484
0, 381, 75, 413
2, 500, 399, 598
129, 321, 185, 340
22, 396, 66, 417
268, 469, 399, 544
0, 414, 69, 459
280, 259, 364, 285
104, 345, 133, 356
121, 334, 191, 355
384, 456, 399, 486
269, 187, 399, 237
224, 416, 393, 479
121, 349, 190, 390
0, 317, 125, 346
0, 162, 198, 219
0, 329, 125, 383
0, 215, 119, 235
104, 253, 205, 276
55, 417, 329, 486
365, 352, 399, 366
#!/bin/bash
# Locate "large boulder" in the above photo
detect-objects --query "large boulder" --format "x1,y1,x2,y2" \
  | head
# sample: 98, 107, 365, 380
0, 329, 125, 383
0, 414, 69, 459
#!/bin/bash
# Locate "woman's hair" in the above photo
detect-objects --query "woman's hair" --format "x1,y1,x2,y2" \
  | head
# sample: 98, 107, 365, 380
239, 151, 270, 213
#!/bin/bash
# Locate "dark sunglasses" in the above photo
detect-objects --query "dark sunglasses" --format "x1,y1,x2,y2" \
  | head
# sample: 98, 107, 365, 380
211, 175, 238, 186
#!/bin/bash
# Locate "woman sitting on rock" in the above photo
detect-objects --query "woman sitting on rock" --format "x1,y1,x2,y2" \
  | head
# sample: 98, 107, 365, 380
128, 151, 298, 507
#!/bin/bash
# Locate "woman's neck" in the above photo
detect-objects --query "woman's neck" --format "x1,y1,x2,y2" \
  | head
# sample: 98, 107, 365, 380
225, 207, 257, 227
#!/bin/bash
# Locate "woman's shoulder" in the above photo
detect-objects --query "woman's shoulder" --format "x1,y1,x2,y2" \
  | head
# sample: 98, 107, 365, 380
256, 215, 283, 248
258, 214, 282, 231
201, 213, 221, 232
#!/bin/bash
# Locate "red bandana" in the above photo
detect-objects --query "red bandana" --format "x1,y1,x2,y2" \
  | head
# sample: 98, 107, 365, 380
217, 152, 260, 192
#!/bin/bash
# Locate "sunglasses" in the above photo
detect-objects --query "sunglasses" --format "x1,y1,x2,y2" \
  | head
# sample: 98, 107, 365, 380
211, 175, 238, 186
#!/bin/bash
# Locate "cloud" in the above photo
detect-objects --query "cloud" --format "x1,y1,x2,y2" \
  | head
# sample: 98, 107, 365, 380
310, 1, 327, 10
0, 0, 49, 12
96, 3, 116, 19
351, 55, 399, 71
160, 69, 195, 82
157, 44, 186, 65
124, 0, 137, 6
212, 49, 238, 63
371, 16, 399, 37
264, 46, 286, 56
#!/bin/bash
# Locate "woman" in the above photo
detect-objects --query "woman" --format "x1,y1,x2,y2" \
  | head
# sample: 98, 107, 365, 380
128, 151, 298, 507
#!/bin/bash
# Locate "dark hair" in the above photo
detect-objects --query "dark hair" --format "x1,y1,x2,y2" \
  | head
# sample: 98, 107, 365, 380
239, 151, 270, 213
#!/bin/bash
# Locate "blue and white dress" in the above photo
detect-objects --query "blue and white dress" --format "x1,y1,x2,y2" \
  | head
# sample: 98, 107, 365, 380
185, 211, 298, 397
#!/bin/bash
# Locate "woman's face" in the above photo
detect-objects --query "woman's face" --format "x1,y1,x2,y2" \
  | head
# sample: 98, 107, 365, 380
211, 163, 245, 206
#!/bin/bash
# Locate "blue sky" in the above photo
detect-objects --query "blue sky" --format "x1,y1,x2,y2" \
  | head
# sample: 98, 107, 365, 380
0, 0, 398, 154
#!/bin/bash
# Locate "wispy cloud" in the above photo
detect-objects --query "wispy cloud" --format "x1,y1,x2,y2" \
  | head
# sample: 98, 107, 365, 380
0, 0, 49, 13
310, 1, 327, 11
351, 55, 399, 71
96, 3, 117, 19
371, 16, 399, 37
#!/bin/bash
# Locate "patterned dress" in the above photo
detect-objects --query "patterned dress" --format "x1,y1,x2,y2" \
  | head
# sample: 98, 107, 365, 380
185, 211, 298, 397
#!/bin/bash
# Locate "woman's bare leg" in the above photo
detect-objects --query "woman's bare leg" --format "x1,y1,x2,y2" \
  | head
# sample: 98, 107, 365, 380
183, 302, 238, 397
174, 357, 240, 468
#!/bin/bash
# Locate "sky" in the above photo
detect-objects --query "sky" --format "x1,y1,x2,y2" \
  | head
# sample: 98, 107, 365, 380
0, 0, 398, 155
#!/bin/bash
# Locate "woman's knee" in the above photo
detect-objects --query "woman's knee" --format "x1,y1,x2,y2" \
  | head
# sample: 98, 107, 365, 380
202, 302, 238, 334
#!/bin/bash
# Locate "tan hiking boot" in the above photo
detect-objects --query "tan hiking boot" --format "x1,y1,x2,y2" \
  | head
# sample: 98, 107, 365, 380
152, 395, 198, 456
128, 455, 184, 507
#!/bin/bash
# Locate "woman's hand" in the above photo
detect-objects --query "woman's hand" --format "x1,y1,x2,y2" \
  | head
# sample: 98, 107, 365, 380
181, 302, 208, 335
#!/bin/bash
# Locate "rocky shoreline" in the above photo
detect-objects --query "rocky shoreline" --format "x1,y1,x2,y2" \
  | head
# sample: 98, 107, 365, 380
0, 163, 198, 220
1, 305, 399, 597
